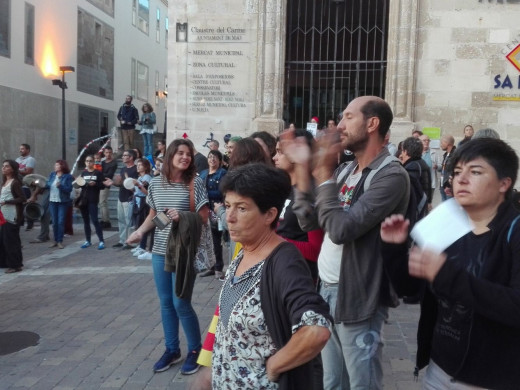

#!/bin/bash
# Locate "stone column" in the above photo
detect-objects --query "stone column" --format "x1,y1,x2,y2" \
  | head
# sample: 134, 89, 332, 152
385, 0, 420, 135
251, 0, 286, 134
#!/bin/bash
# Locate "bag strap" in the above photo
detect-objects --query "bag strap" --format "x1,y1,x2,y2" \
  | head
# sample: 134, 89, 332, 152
507, 214, 520, 243
189, 180, 195, 212
364, 155, 400, 192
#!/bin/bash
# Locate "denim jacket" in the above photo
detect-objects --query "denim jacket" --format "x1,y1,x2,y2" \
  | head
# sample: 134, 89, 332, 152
46, 172, 73, 203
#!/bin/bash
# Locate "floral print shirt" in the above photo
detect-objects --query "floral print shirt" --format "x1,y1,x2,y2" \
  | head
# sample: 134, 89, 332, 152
212, 250, 330, 390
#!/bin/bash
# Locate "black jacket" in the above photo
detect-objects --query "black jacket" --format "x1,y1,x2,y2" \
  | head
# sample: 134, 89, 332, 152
260, 242, 332, 390
165, 211, 202, 300
117, 103, 139, 130
80, 169, 105, 204
383, 200, 520, 389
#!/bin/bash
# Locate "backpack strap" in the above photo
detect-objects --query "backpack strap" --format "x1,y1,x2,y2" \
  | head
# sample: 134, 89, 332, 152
364, 155, 400, 192
335, 161, 356, 185
507, 214, 520, 243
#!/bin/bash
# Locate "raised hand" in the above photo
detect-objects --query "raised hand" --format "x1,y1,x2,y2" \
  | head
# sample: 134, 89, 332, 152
408, 246, 447, 282
380, 214, 409, 244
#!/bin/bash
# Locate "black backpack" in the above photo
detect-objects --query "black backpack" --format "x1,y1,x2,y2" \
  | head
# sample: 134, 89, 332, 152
403, 161, 428, 229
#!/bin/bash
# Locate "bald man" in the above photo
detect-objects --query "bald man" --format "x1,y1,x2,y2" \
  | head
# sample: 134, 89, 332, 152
288, 96, 410, 390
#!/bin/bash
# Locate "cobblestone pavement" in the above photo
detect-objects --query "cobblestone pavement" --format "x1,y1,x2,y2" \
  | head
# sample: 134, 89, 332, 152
0, 224, 422, 389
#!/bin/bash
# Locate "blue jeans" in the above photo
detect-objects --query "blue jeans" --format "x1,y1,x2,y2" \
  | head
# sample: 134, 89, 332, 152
80, 202, 104, 243
49, 201, 68, 243
142, 132, 153, 157
320, 282, 387, 390
152, 254, 202, 353
439, 187, 448, 201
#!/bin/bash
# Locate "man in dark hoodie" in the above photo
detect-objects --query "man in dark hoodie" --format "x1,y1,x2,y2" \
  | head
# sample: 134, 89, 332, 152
117, 95, 139, 151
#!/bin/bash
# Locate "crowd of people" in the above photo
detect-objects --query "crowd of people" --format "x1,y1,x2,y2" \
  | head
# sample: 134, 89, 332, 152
1, 94, 519, 389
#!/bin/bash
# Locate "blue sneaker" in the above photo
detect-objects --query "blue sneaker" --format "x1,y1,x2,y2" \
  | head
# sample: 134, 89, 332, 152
180, 349, 200, 375
81, 241, 92, 249
98, 242, 105, 250
153, 349, 182, 373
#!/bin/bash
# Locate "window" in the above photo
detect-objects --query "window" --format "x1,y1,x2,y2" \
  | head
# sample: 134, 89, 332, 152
165, 17, 168, 49
137, 0, 149, 35
155, 71, 159, 104
132, 0, 136, 26
156, 8, 160, 43
137, 61, 148, 101
131, 59, 136, 97
164, 75, 168, 107
25, 2, 34, 65
0, 0, 10, 58
77, 8, 114, 99
95, 22, 102, 55
86, 0, 114, 17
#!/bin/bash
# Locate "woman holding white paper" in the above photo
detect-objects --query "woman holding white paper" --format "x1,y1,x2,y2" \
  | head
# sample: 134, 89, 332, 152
380, 138, 520, 389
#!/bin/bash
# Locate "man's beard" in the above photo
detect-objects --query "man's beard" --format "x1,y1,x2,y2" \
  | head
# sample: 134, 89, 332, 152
344, 133, 369, 153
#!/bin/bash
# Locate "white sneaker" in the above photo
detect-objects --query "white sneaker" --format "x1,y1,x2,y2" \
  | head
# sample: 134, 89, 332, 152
130, 247, 140, 254
138, 251, 152, 260
133, 248, 145, 257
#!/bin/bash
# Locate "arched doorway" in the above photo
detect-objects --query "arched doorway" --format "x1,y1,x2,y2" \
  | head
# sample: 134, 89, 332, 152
284, 0, 390, 129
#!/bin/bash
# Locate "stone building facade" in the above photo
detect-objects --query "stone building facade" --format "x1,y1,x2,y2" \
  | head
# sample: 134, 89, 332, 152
0, 0, 168, 172
168, 0, 520, 162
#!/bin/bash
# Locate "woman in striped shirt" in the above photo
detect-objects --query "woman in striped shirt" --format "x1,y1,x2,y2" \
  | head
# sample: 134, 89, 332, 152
127, 139, 209, 375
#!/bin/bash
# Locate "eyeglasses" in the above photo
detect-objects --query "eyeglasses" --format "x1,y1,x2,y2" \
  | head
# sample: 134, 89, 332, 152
122, 154, 130, 157
85, 160, 94, 162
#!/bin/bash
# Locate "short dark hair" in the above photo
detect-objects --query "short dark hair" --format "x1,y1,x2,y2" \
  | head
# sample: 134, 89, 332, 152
360, 99, 393, 138
104, 145, 113, 151
402, 137, 423, 160
250, 131, 277, 157
220, 163, 291, 229
229, 138, 271, 168
126, 149, 137, 161
136, 158, 151, 174
208, 149, 223, 162
276, 129, 315, 150
452, 138, 518, 199
21, 143, 30, 151
210, 139, 220, 148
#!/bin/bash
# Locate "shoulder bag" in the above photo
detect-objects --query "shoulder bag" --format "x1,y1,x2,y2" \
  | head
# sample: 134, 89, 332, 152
189, 180, 216, 273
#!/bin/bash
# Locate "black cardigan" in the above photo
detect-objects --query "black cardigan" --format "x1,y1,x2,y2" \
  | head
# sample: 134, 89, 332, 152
260, 242, 332, 390
383, 200, 520, 389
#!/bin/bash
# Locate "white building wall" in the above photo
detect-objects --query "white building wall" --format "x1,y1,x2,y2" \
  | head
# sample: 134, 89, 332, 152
0, 0, 168, 172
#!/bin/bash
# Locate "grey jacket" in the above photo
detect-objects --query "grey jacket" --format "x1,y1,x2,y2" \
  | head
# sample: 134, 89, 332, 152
293, 148, 410, 323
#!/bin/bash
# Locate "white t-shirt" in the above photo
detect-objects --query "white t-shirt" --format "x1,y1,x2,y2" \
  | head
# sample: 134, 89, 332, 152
15, 155, 35, 173
318, 167, 362, 284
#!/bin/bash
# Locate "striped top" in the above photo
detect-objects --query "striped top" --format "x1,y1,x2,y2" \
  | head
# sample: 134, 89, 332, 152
146, 175, 208, 256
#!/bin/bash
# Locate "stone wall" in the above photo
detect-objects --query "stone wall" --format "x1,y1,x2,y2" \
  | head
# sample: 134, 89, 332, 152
412, 0, 520, 152
168, 0, 286, 148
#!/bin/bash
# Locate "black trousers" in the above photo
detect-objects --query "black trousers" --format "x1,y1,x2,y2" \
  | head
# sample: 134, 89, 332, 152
0, 222, 23, 268
210, 226, 223, 272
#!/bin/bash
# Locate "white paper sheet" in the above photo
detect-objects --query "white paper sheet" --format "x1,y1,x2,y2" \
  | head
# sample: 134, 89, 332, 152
410, 198, 474, 254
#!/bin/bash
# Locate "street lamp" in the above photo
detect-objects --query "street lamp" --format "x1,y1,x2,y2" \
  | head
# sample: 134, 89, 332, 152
52, 66, 75, 160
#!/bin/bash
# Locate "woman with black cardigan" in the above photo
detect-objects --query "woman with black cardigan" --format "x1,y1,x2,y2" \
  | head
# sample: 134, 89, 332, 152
0, 160, 26, 273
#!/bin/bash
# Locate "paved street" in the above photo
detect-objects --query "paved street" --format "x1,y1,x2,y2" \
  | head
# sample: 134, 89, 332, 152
0, 223, 422, 389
